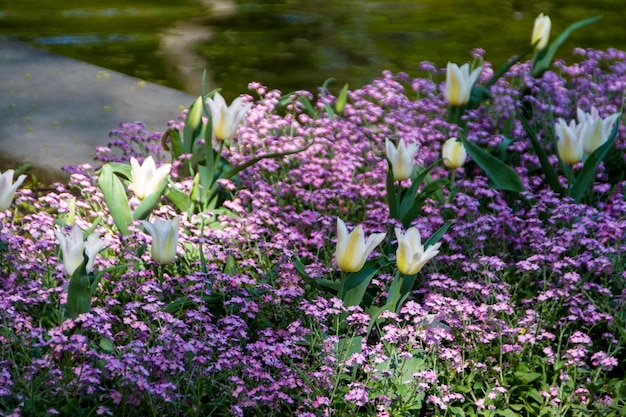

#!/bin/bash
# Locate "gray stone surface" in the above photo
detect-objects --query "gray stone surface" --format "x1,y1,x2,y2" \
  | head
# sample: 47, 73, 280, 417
0, 38, 195, 183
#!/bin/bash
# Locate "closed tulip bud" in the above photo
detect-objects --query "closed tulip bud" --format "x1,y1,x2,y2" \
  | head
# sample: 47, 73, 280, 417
395, 227, 441, 275
0, 169, 26, 211
385, 138, 419, 180
444, 62, 482, 107
186, 95, 205, 134
442, 137, 467, 169
206, 92, 252, 141
532, 13, 551, 51
130, 156, 171, 200
555, 119, 584, 165
335, 218, 386, 273
55, 225, 107, 275
142, 217, 180, 265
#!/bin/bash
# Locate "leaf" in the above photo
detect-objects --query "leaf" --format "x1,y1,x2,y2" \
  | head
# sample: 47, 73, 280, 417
298, 96, 318, 118
531, 15, 602, 77
424, 221, 452, 249
496, 410, 522, 417
292, 257, 312, 280
514, 370, 542, 384
132, 179, 168, 220
337, 335, 362, 359
107, 162, 132, 181
570, 115, 621, 203
400, 178, 448, 228
335, 83, 349, 114
461, 137, 526, 193
484, 44, 536, 89
341, 261, 380, 307
224, 254, 237, 275
66, 256, 92, 320
448, 406, 465, 417
165, 185, 190, 213
517, 109, 564, 195
98, 164, 132, 235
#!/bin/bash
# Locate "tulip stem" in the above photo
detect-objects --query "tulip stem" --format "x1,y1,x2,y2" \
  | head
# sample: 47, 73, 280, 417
448, 170, 456, 204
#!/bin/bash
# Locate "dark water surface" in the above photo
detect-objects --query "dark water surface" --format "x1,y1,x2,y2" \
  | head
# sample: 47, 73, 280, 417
2, 0, 625, 100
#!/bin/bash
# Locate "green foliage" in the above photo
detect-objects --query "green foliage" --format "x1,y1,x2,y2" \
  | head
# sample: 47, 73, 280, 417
460, 136, 527, 193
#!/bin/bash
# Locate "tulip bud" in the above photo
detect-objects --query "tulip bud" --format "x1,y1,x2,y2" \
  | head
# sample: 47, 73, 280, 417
206, 92, 252, 141
442, 137, 467, 169
0, 169, 26, 211
130, 156, 171, 200
395, 227, 440, 275
142, 217, 180, 265
444, 62, 482, 107
335, 218, 386, 273
385, 138, 419, 181
532, 13, 551, 51
186, 95, 205, 134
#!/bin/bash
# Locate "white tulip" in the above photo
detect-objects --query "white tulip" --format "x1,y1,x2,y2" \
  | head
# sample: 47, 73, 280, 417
206, 92, 252, 141
130, 156, 171, 200
0, 169, 26, 211
55, 225, 106, 275
385, 138, 419, 181
444, 62, 482, 106
142, 217, 180, 265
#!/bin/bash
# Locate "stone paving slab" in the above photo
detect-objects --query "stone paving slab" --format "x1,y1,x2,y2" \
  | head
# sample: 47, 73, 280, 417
0, 38, 196, 184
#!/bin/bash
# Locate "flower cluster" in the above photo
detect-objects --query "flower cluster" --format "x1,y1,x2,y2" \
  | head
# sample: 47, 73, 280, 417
1, 37, 626, 416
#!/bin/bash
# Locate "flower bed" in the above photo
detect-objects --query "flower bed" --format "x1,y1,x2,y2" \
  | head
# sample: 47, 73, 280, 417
2, 22, 626, 417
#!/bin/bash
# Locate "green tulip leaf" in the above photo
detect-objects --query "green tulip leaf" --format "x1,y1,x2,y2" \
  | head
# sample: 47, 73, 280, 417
66, 255, 92, 320
517, 109, 564, 196
400, 178, 448, 228
107, 162, 132, 181
98, 164, 132, 235
335, 83, 349, 114
531, 15, 602, 77
461, 137, 526, 193
165, 185, 190, 213
132, 178, 168, 220
424, 221, 452, 249
341, 260, 380, 307
484, 44, 536, 89
570, 116, 621, 203
165, 128, 184, 160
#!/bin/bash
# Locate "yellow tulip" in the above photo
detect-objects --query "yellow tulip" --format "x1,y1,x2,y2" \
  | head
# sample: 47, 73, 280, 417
335, 218, 386, 273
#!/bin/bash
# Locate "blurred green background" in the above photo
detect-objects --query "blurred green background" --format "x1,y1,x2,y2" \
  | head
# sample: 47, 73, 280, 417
1, 0, 625, 100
